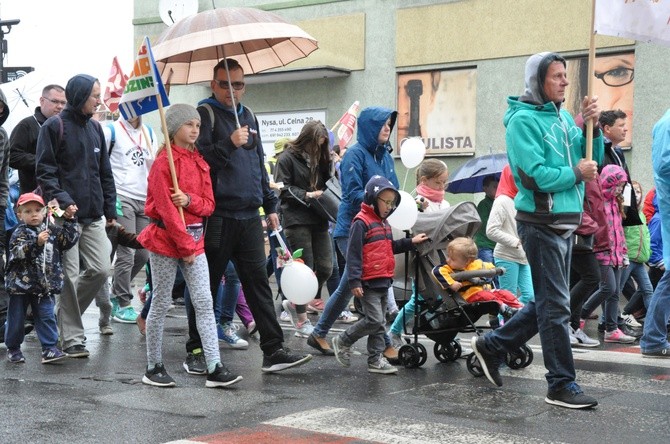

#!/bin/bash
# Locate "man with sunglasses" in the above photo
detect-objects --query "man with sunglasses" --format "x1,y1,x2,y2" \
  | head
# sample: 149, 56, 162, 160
10, 85, 66, 194
193, 58, 312, 374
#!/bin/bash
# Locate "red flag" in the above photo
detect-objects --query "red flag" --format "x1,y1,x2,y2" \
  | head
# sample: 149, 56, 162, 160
334, 101, 360, 149
103, 56, 128, 113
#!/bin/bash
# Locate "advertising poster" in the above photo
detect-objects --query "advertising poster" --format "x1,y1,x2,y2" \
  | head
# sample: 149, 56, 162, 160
397, 68, 477, 156
257, 109, 327, 159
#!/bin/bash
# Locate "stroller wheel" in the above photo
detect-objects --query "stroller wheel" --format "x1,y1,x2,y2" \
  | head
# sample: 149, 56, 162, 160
522, 344, 533, 367
416, 343, 428, 367
466, 352, 484, 377
399, 344, 426, 368
505, 348, 525, 369
434, 340, 462, 362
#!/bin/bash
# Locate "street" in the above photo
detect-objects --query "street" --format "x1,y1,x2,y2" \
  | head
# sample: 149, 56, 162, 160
1, 288, 669, 444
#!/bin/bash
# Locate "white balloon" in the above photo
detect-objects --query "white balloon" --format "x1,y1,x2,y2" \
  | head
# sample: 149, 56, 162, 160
387, 190, 418, 231
400, 138, 426, 169
281, 261, 318, 305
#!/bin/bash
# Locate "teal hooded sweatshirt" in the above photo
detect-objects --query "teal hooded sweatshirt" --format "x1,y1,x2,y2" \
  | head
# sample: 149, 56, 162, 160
503, 52, 604, 229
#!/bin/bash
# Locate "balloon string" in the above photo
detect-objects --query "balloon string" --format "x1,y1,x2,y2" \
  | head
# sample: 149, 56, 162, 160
402, 167, 410, 191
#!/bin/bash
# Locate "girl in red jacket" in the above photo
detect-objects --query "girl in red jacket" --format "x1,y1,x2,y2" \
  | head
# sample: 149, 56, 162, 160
138, 104, 241, 389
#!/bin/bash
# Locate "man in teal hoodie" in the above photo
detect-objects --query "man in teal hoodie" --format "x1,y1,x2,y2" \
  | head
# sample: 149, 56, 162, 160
471, 52, 603, 409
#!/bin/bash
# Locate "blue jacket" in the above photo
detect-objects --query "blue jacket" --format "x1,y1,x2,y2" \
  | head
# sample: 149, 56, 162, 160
648, 195, 663, 267
5, 220, 80, 297
651, 108, 670, 266
333, 107, 399, 239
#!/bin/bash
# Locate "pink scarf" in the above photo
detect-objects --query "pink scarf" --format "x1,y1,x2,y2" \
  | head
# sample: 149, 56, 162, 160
416, 183, 445, 203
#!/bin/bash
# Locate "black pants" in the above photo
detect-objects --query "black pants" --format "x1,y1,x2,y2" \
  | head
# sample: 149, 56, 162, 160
569, 251, 601, 330
186, 215, 284, 355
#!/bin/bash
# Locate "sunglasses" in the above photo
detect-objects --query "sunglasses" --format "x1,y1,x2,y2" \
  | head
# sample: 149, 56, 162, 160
214, 80, 245, 90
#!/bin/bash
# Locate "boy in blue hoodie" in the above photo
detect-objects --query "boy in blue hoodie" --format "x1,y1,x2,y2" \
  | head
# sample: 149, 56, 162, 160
331, 176, 427, 374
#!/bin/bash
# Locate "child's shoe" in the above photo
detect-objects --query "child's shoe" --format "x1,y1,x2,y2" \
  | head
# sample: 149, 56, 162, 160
332, 335, 351, 367
41, 347, 67, 364
218, 321, 249, 349
99, 325, 114, 335
368, 355, 398, 374
294, 319, 314, 338
7, 349, 25, 363
500, 305, 519, 321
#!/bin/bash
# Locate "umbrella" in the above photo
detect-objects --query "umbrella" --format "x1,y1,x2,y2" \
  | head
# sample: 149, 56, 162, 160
0, 71, 57, 136
152, 7, 319, 85
446, 153, 508, 194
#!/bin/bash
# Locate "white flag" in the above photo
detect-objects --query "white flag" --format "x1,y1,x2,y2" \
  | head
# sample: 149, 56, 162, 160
594, 0, 670, 47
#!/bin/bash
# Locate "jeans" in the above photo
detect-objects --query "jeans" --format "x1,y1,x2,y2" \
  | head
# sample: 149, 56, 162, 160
326, 234, 341, 295
313, 237, 352, 338
485, 222, 576, 392
620, 261, 654, 312
580, 265, 622, 332
218, 261, 240, 323
5, 294, 59, 350
341, 287, 387, 364
640, 269, 670, 353
494, 258, 534, 304
189, 216, 284, 355
569, 252, 601, 330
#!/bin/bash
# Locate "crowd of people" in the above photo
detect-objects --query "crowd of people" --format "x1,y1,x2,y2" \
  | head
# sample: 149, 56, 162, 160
0, 52, 667, 409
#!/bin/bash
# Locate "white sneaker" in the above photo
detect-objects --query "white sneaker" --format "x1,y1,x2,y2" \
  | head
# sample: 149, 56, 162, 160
571, 327, 600, 348
569, 331, 578, 346
337, 310, 358, 324
368, 355, 398, 374
218, 322, 249, 349
294, 319, 314, 338
622, 313, 643, 328
281, 300, 298, 328
280, 311, 291, 323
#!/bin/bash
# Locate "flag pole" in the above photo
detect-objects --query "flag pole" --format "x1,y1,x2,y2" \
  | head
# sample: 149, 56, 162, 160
585, 0, 597, 161
156, 93, 185, 225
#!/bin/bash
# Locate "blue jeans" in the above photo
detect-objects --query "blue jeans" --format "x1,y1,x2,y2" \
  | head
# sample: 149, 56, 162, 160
485, 222, 575, 392
640, 269, 670, 353
5, 294, 59, 350
313, 237, 351, 338
580, 265, 622, 332
620, 261, 654, 312
341, 288, 387, 364
494, 258, 534, 304
217, 261, 240, 323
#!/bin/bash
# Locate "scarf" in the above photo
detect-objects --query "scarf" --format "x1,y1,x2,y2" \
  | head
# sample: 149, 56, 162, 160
416, 183, 445, 203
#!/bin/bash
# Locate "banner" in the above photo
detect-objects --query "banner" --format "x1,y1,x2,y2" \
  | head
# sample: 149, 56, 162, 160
103, 56, 128, 113
334, 101, 359, 149
594, 0, 670, 47
118, 37, 170, 119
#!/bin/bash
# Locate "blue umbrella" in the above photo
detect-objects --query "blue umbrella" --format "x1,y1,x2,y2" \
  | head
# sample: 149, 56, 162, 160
446, 153, 508, 194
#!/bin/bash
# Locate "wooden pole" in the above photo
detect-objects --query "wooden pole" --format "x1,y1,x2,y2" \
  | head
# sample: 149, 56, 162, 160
156, 93, 185, 225
585, 0, 597, 161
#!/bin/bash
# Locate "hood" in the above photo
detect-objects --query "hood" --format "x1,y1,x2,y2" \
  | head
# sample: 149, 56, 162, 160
364, 174, 400, 218
65, 74, 97, 112
0, 88, 8, 126
495, 164, 517, 198
518, 52, 566, 106
600, 164, 628, 199
356, 106, 397, 153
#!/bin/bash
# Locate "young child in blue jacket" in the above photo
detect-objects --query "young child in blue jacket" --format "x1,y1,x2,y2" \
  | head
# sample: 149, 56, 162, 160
331, 175, 427, 374
5, 192, 79, 364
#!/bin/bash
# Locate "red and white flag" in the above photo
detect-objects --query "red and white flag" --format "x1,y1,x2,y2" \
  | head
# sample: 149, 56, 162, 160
103, 56, 128, 113
594, 0, 670, 47
334, 101, 360, 149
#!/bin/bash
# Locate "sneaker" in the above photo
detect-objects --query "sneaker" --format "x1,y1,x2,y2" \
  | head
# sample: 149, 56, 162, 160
137, 315, 146, 336
218, 322, 249, 349
183, 348, 207, 375
279, 310, 292, 323
142, 363, 176, 387
305, 303, 319, 314
309, 299, 325, 311
247, 321, 258, 336
603, 328, 636, 344
307, 333, 334, 355
113, 305, 139, 324
100, 325, 114, 335
368, 355, 398, 374
391, 333, 405, 349
41, 347, 67, 364
332, 335, 351, 367
545, 382, 598, 409
337, 310, 358, 324
7, 349, 25, 363
571, 327, 600, 348
281, 300, 298, 327
642, 347, 670, 358
261, 348, 312, 373
110, 297, 119, 318
470, 336, 503, 387
294, 319, 314, 338
569, 332, 578, 346
620, 324, 643, 338
205, 363, 243, 388
579, 318, 586, 331
64, 344, 90, 358
622, 313, 642, 328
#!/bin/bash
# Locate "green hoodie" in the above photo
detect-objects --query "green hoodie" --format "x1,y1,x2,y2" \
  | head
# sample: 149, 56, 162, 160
503, 52, 604, 229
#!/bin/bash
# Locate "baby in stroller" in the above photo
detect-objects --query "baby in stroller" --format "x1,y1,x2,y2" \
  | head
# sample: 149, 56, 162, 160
432, 237, 523, 327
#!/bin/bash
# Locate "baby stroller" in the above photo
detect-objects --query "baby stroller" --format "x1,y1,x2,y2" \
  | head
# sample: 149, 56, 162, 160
392, 202, 533, 375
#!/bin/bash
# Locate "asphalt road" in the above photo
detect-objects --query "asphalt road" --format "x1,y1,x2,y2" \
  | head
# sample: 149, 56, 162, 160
1, 291, 669, 444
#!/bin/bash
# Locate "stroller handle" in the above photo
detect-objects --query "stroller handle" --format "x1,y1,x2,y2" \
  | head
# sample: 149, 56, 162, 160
450, 267, 505, 282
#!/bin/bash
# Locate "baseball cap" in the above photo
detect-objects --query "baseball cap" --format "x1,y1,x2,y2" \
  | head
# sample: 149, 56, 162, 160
17, 192, 45, 207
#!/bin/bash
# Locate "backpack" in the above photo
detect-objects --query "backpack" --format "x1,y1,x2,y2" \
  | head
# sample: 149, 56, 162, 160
106, 122, 154, 155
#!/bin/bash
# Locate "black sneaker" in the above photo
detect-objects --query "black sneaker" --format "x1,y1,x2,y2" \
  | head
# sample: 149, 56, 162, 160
545, 382, 598, 409
142, 363, 176, 387
642, 347, 670, 358
41, 347, 67, 364
64, 344, 90, 358
261, 348, 312, 373
205, 363, 243, 388
182, 348, 207, 375
470, 336, 503, 387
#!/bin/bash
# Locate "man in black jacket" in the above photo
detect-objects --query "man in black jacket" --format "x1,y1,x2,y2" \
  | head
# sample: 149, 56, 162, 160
36, 74, 116, 358
10, 84, 66, 193
0, 89, 10, 341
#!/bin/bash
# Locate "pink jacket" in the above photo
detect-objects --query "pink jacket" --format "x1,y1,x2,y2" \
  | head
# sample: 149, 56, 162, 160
595, 164, 628, 267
